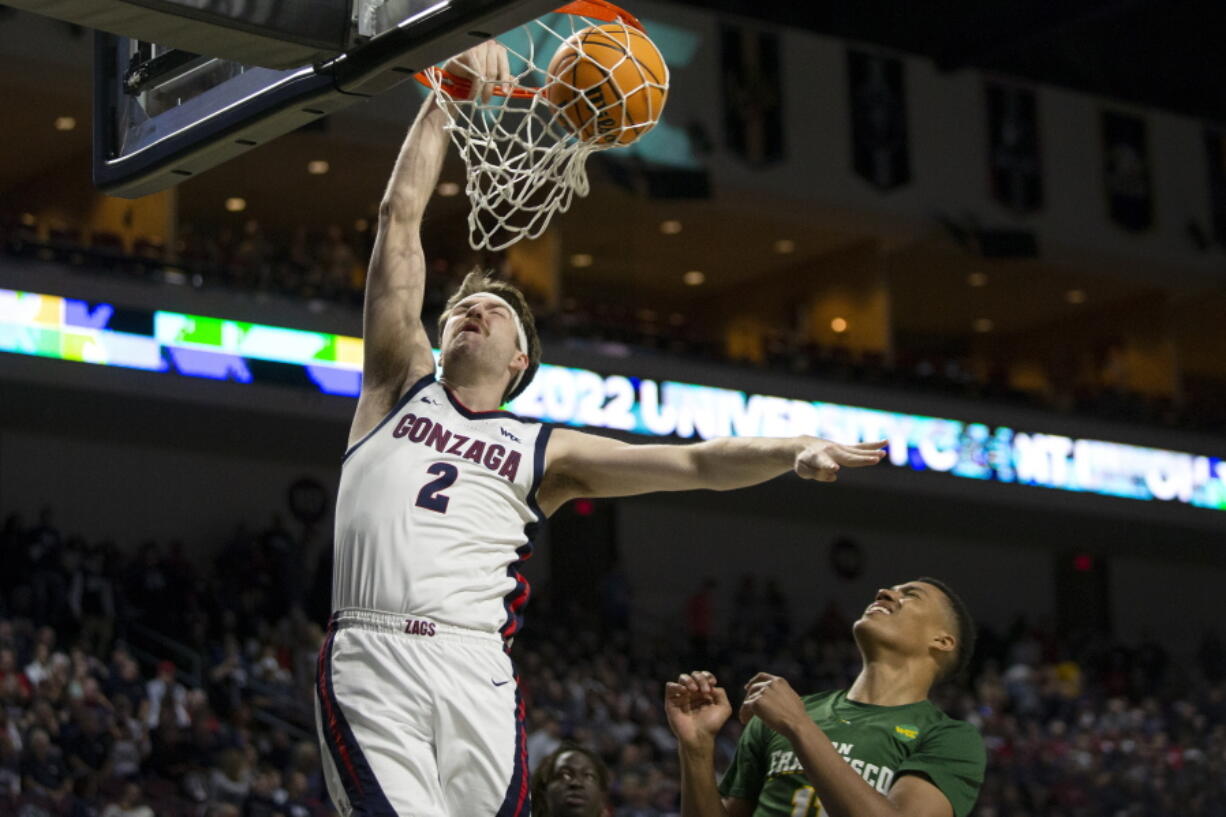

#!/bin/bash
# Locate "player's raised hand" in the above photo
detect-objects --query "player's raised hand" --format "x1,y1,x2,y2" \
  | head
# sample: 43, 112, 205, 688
794, 438, 887, 482
443, 40, 512, 101
665, 670, 732, 750
739, 672, 809, 738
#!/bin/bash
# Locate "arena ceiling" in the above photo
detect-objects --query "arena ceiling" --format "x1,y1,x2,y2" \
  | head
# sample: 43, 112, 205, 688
679, 0, 1226, 124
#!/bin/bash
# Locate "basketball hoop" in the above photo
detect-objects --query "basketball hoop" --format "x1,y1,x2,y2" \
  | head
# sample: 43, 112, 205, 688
415, 0, 668, 251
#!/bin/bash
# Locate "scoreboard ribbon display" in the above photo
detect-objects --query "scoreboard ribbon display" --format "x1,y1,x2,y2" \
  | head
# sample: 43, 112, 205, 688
2, 287, 1223, 512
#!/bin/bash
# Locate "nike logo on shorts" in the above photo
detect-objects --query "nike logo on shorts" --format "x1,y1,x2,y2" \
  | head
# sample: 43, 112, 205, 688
492, 679, 511, 687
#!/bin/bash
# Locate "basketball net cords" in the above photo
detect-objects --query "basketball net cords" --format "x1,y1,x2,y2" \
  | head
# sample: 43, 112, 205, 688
420, 8, 668, 251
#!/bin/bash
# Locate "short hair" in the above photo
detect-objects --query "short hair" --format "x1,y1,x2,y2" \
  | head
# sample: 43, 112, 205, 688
530, 743, 610, 816
915, 576, 976, 683
437, 269, 541, 403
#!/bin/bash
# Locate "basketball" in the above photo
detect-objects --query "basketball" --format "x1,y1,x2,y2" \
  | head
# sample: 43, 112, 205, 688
545, 23, 668, 146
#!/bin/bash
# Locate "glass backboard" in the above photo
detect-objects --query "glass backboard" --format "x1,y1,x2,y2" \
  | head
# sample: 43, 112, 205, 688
92, 0, 559, 197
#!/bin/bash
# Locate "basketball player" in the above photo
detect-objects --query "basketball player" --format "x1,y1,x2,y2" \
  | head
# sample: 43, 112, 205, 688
665, 579, 985, 817
530, 745, 611, 817
314, 41, 887, 817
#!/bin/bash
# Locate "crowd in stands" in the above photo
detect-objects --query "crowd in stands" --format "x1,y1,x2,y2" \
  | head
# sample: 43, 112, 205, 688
1, 506, 1224, 816
3, 215, 1223, 434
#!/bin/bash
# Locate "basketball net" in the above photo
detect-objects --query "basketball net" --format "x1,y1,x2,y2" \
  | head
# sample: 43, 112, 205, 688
416, 0, 668, 251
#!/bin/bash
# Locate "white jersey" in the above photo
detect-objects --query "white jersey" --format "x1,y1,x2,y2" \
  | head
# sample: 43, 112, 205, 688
332, 373, 551, 641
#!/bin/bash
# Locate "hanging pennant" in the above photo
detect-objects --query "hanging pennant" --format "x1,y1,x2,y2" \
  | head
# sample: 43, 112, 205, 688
720, 24, 784, 167
1101, 110, 1153, 232
848, 49, 911, 191
986, 82, 1042, 213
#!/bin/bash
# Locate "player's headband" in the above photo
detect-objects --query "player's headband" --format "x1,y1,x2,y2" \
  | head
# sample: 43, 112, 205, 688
470, 291, 529, 394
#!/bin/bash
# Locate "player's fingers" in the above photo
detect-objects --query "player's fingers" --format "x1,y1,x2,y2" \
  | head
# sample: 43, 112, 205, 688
834, 449, 885, 467
689, 669, 714, 694
665, 682, 688, 703
853, 439, 888, 451
744, 672, 776, 689
498, 44, 512, 83
679, 673, 699, 692
713, 687, 731, 708
482, 44, 497, 101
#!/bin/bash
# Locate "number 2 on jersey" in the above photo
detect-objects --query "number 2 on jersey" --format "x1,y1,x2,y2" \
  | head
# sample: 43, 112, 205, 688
415, 463, 458, 513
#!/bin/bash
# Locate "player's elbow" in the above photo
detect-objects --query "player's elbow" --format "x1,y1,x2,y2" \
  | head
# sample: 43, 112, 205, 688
378, 194, 422, 227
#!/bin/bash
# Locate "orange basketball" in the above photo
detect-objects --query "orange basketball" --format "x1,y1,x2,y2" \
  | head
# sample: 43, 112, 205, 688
544, 23, 668, 146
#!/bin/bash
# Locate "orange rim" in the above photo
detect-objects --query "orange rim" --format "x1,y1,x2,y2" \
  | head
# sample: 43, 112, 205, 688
413, 0, 646, 99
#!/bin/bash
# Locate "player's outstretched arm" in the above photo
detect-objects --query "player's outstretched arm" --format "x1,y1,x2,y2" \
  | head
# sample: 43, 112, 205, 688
351, 41, 510, 446
739, 673, 954, 817
538, 431, 885, 515
664, 671, 754, 817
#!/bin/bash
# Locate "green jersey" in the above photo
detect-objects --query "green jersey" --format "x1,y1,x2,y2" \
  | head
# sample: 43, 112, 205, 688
719, 690, 985, 817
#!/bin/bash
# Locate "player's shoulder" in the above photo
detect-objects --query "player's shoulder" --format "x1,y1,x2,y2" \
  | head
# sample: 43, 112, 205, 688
801, 688, 842, 707
914, 707, 985, 751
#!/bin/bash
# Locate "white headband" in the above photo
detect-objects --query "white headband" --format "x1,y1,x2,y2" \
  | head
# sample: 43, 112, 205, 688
469, 292, 529, 394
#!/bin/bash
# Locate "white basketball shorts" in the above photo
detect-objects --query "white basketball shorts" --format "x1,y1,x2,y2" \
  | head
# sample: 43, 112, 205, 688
314, 610, 529, 817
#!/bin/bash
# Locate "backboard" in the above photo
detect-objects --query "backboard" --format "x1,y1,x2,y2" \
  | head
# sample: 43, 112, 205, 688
90, 0, 559, 198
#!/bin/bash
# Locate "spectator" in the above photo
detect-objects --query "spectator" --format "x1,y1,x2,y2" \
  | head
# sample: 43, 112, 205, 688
62, 704, 114, 796
21, 726, 73, 803
243, 764, 289, 817
146, 659, 190, 729
211, 746, 252, 807
102, 782, 154, 817
109, 694, 150, 780
0, 647, 30, 703
69, 540, 116, 656
531, 744, 612, 817
528, 711, 565, 771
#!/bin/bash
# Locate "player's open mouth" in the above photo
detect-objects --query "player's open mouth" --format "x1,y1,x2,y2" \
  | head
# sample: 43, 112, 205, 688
563, 792, 588, 806
866, 602, 893, 616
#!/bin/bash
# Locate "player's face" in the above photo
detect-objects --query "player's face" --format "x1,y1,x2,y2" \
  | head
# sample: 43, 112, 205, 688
853, 581, 952, 656
443, 295, 517, 352
545, 750, 606, 817
441, 294, 525, 373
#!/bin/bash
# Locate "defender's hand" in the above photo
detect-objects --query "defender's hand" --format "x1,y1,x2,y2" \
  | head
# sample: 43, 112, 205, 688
665, 670, 732, 750
739, 673, 809, 738
794, 438, 886, 482
443, 40, 512, 101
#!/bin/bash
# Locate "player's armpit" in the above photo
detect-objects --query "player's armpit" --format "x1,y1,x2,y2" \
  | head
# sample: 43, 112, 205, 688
886, 773, 954, 817
722, 796, 755, 817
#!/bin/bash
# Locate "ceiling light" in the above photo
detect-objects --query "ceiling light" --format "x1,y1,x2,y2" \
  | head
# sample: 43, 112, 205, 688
967, 272, 988, 287
774, 239, 795, 254
224, 197, 246, 212
660, 220, 682, 235
570, 253, 593, 268
830, 317, 848, 334
1066, 289, 1087, 304
973, 317, 994, 333
683, 270, 705, 286
307, 160, 329, 175
437, 181, 461, 197
54, 116, 75, 131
